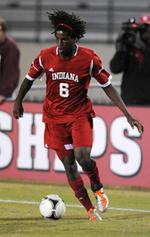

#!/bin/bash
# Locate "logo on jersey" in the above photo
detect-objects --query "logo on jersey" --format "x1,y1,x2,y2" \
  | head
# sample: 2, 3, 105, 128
49, 67, 54, 72
52, 72, 79, 82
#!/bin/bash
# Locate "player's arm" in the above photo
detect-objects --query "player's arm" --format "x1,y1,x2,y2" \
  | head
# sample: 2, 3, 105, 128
103, 84, 144, 134
13, 50, 44, 119
13, 78, 34, 119
92, 52, 144, 134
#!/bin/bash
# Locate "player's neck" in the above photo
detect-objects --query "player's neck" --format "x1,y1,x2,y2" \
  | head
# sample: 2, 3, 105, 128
59, 45, 76, 59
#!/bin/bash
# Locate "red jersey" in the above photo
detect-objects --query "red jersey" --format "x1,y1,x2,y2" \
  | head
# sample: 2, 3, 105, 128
26, 45, 112, 123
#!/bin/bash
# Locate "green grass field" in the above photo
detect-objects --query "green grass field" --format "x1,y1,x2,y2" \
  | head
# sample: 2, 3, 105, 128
0, 180, 149, 237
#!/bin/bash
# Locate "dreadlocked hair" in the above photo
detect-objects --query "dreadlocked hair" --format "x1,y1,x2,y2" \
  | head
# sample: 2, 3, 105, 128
47, 9, 86, 40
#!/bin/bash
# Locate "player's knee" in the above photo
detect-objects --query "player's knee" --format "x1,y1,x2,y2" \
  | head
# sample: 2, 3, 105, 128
62, 158, 77, 173
75, 147, 90, 159
76, 155, 93, 170
80, 158, 93, 171
75, 147, 92, 170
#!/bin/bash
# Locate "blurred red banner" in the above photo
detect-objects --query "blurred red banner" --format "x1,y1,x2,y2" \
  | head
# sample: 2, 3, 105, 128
0, 102, 149, 188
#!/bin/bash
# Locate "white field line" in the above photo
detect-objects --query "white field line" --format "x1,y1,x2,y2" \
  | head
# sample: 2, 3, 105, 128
0, 199, 150, 213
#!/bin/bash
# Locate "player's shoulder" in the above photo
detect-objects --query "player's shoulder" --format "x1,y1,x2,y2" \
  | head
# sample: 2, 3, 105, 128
78, 45, 97, 57
39, 45, 57, 56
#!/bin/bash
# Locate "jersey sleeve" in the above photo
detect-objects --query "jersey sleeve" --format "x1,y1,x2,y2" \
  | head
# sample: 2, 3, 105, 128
92, 52, 112, 87
26, 50, 44, 81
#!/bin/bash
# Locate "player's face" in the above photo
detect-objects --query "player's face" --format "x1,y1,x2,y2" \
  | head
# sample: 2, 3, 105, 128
55, 31, 76, 57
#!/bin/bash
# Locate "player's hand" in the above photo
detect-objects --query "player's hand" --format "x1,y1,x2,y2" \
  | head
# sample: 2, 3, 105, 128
131, 120, 144, 134
13, 100, 24, 119
127, 116, 144, 134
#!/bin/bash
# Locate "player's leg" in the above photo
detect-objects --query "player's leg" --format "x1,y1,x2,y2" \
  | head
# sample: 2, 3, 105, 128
56, 149, 101, 220
44, 120, 102, 219
74, 147, 102, 191
72, 115, 109, 212
75, 147, 109, 212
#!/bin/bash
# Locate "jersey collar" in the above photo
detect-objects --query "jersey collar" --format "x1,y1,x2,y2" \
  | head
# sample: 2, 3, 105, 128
56, 44, 79, 57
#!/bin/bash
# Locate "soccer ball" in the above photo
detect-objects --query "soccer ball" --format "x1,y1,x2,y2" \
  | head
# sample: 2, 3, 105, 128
39, 194, 66, 220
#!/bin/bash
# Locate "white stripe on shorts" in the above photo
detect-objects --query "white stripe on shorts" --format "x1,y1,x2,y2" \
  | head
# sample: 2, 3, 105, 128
64, 144, 73, 150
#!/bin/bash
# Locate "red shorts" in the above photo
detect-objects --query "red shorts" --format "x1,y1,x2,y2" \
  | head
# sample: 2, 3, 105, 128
44, 114, 93, 151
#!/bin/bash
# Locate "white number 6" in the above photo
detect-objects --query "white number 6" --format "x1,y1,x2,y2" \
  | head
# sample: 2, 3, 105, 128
59, 83, 69, 98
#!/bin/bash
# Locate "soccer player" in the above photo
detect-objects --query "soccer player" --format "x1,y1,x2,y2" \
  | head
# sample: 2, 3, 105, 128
13, 10, 144, 221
